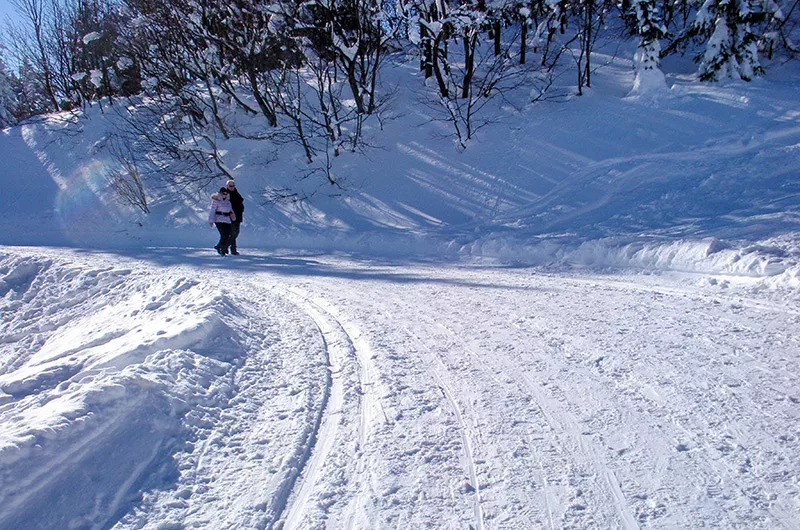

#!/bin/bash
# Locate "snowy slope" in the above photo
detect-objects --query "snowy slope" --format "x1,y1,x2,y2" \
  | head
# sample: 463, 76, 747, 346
1, 48, 799, 530
2, 50, 799, 280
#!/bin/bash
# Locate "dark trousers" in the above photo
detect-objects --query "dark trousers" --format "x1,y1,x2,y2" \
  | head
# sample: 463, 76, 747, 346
215, 222, 232, 251
229, 221, 241, 251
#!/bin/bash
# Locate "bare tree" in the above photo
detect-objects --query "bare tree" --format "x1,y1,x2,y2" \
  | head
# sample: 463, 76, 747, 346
765, 0, 800, 56
413, 3, 556, 147
109, 95, 226, 193
11, 0, 60, 110
106, 137, 150, 213
570, 0, 613, 93
0, 47, 20, 126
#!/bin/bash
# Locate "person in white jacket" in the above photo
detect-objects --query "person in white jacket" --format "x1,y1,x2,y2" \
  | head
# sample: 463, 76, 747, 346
208, 187, 236, 255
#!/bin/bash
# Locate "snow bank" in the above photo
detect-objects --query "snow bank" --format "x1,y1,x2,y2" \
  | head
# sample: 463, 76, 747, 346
455, 232, 800, 286
0, 253, 240, 529
0, 248, 340, 529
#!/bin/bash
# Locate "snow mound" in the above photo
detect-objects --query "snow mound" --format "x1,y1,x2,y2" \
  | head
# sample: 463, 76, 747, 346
454, 233, 800, 289
0, 253, 241, 529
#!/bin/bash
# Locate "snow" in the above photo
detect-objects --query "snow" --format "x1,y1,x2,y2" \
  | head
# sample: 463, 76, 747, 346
1, 46, 799, 529
117, 57, 134, 70
89, 69, 103, 89
82, 32, 102, 45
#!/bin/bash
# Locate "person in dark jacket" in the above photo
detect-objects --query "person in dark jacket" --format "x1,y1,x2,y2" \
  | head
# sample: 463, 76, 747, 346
225, 180, 244, 255
208, 187, 236, 255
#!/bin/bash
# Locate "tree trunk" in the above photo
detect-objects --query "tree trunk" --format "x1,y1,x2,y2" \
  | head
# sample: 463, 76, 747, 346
247, 68, 277, 126
584, 0, 592, 88
421, 23, 433, 78
432, 33, 449, 98
462, 32, 476, 99
205, 77, 229, 139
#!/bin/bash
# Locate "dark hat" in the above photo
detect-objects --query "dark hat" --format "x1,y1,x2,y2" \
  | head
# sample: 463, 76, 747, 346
219, 187, 229, 194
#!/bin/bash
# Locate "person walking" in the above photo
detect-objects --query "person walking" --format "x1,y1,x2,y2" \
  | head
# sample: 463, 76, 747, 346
225, 180, 244, 255
208, 187, 236, 255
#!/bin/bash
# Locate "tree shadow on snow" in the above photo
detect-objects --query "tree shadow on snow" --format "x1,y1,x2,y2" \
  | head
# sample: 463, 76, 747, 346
79, 246, 549, 291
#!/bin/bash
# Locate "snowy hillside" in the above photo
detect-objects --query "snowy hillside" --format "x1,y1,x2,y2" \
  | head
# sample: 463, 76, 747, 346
1, 50, 800, 529
2, 49, 799, 281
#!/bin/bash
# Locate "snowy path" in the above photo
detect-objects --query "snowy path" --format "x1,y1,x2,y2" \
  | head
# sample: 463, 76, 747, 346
1, 247, 799, 529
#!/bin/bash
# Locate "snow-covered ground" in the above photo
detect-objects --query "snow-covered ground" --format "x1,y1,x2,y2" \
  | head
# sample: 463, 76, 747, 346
1, 47, 800, 529
1, 247, 799, 529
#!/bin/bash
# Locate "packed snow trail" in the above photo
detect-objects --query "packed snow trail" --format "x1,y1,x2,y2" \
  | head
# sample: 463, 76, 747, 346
1, 247, 799, 529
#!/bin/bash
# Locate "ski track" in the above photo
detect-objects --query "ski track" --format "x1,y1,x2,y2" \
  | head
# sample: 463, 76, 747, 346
277, 289, 345, 530
1, 248, 799, 529
432, 316, 639, 530
395, 296, 638, 530
400, 322, 485, 530
291, 293, 389, 530
303, 264, 800, 529
272, 286, 390, 530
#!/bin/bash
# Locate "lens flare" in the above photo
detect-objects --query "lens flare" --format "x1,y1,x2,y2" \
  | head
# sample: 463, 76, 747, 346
55, 160, 115, 242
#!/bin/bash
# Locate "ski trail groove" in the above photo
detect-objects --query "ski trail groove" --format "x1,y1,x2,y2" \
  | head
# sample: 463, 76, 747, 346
275, 289, 345, 530
187, 280, 338, 530
302, 294, 387, 451
431, 316, 640, 530
399, 323, 485, 530
440, 377, 484, 530
297, 295, 389, 530
277, 288, 383, 530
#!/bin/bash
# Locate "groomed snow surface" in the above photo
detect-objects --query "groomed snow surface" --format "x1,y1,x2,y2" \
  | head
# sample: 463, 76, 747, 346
1, 247, 799, 529
1, 46, 800, 529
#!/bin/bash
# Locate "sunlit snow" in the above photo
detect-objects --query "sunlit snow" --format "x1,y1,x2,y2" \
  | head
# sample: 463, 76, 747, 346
1, 44, 799, 530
